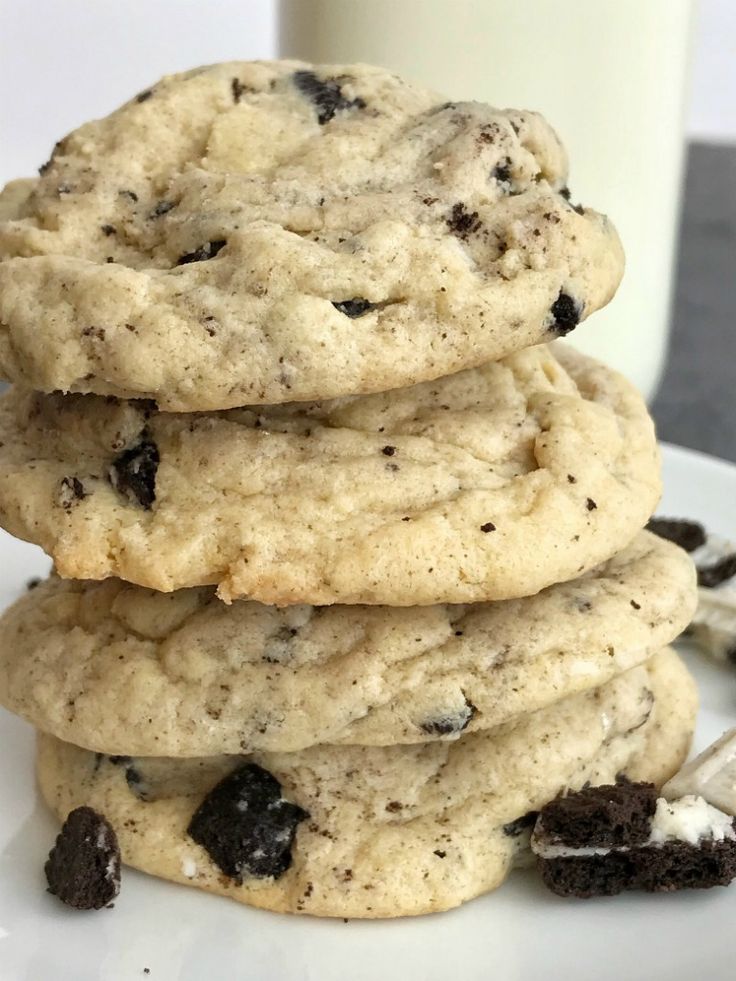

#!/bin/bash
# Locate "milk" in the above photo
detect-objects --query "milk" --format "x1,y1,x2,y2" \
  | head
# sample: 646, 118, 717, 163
280, 0, 694, 399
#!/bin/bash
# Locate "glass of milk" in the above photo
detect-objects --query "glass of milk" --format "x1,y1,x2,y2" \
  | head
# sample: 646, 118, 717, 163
279, 0, 694, 400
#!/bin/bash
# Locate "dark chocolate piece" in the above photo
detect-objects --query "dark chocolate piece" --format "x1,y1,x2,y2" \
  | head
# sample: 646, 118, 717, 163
420, 697, 476, 736
539, 836, 736, 899
503, 811, 539, 838
57, 475, 87, 511
293, 70, 366, 124
188, 764, 308, 880
538, 850, 638, 898
231, 78, 250, 103
149, 200, 175, 219
697, 554, 736, 589
534, 782, 736, 899
536, 781, 657, 849
446, 202, 482, 239
109, 438, 159, 510
331, 298, 377, 318
492, 157, 512, 185
645, 517, 707, 553
548, 291, 582, 336
176, 240, 227, 265
45, 807, 121, 910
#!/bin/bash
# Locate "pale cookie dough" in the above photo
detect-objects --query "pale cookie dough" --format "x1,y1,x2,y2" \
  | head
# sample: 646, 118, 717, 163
36, 650, 698, 918
0, 533, 695, 755
0, 344, 660, 606
0, 61, 623, 410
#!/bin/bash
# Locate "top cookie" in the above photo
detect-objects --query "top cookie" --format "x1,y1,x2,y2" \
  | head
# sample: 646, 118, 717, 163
0, 61, 623, 411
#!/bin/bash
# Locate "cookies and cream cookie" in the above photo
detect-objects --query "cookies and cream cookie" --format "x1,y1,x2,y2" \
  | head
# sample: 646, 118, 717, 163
36, 649, 696, 918
0, 344, 659, 605
0, 61, 622, 410
0, 532, 695, 755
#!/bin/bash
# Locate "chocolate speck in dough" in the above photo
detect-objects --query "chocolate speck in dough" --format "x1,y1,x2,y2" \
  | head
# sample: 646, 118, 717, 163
332, 298, 377, 318
176, 240, 227, 266
293, 70, 366, 124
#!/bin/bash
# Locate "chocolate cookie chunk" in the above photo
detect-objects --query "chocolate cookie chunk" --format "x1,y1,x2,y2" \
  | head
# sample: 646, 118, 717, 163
109, 438, 159, 509
188, 764, 308, 880
537, 779, 657, 849
45, 806, 121, 910
645, 517, 706, 553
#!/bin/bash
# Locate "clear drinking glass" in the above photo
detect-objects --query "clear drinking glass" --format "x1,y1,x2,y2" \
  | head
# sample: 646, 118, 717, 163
280, 0, 694, 400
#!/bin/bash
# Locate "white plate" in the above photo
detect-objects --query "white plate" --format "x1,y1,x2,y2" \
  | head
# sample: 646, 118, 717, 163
1, 442, 735, 981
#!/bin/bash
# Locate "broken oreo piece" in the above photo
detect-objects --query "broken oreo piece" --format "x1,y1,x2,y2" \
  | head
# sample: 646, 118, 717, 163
108, 755, 151, 801
188, 763, 308, 881
503, 811, 539, 838
45, 806, 121, 910
532, 784, 736, 898
176, 240, 227, 266
57, 475, 87, 511
446, 202, 482, 239
332, 298, 377, 318
698, 554, 736, 589
492, 158, 512, 186
293, 70, 366, 125
646, 517, 707, 553
109, 438, 159, 509
548, 291, 582, 336
536, 780, 657, 849
419, 697, 476, 736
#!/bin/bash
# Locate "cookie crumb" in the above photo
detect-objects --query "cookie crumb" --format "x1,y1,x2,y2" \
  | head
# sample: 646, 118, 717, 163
45, 806, 121, 910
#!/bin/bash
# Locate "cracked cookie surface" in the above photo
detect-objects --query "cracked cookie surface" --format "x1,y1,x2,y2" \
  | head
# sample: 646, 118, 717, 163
0, 61, 622, 410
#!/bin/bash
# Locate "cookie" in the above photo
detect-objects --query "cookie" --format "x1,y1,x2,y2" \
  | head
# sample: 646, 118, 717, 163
0, 532, 695, 755
44, 805, 121, 910
0, 61, 622, 411
36, 649, 697, 918
0, 343, 659, 605
532, 785, 736, 898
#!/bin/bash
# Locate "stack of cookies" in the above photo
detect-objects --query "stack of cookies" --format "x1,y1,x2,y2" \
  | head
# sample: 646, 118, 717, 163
0, 61, 699, 917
